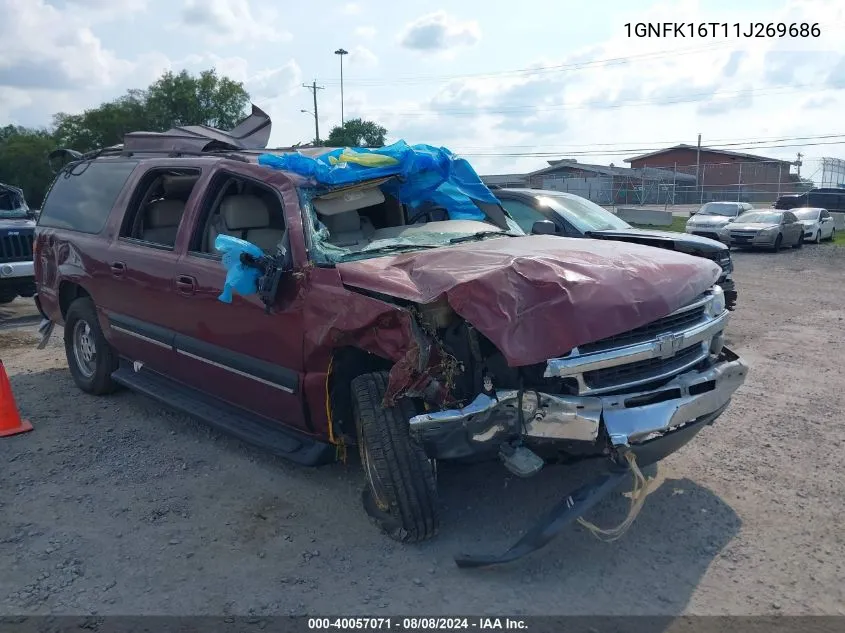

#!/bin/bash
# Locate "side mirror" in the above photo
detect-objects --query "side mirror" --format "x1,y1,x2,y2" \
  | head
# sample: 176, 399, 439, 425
531, 220, 556, 235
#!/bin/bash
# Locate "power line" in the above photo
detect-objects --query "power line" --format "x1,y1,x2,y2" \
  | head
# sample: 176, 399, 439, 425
319, 43, 732, 87
364, 82, 845, 117
458, 139, 845, 159
451, 133, 845, 152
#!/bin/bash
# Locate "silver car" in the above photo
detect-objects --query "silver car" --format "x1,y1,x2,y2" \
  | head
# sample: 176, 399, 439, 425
721, 210, 804, 252
686, 202, 754, 242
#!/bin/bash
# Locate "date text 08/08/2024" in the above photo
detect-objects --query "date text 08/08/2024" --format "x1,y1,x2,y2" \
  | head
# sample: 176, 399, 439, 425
308, 618, 527, 630
625, 22, 821, 38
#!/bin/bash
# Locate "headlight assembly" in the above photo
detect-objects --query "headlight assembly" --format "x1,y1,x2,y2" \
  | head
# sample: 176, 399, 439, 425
708, 285, 726, 316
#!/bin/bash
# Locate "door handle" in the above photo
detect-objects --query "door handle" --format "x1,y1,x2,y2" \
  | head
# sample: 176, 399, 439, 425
110, 261, 126, 277
176, 274, 196, 295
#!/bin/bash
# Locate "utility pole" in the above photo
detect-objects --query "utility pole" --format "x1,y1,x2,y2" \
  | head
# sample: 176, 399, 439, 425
695, 133, 702, 204
334, 48, 349, 127
302, 80, 324, 144
796, 152, 803, 179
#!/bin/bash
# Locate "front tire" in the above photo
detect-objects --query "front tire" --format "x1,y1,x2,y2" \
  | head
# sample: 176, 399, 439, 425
793, 233, 803, 249
351, 371, 439, 543
63, 297, 119, 395
771, 234, 783, 252
0, 290, 17, 304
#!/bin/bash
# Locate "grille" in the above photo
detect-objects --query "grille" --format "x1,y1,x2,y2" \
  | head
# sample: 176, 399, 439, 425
578, 304, 707, 354
583, 344, 705, 390
0, 233, 34, 263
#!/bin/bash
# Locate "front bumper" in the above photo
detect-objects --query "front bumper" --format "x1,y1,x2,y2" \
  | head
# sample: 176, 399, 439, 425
728, 232, 779, 247
0, 260, 34, 280
409, 348, 748, 462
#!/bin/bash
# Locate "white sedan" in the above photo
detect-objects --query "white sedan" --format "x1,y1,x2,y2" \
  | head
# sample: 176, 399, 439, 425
792, 207, 836, 243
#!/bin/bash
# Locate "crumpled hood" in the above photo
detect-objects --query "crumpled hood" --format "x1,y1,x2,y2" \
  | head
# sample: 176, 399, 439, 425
336, 234, 721, 366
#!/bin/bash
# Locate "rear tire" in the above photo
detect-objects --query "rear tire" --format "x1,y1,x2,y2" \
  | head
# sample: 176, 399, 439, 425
63, 297, 119, 395
351, 371, 439, 543
0, 291, 17, 304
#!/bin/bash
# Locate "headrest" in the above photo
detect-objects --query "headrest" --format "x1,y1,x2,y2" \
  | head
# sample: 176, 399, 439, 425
161, 174, 199, 198
145, 199, 184, 227
219, 195, 270, 229
321, 210, 361, 233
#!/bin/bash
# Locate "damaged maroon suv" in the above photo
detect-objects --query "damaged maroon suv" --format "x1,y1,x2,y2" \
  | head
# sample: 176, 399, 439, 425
33, 109, 748, 567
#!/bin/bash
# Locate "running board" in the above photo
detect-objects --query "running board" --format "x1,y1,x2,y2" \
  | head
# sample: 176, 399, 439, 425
111, 361, 334, 466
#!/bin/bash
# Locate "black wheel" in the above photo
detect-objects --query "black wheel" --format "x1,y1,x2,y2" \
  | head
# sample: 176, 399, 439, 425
351, 371, 439, 543
771, 234, 782, 252
63, 297, 119, 395
0, 290, 17, 304
793, 233, 803, 249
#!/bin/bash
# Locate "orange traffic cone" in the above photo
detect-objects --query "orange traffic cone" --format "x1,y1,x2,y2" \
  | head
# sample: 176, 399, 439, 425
0, 360, 32, 437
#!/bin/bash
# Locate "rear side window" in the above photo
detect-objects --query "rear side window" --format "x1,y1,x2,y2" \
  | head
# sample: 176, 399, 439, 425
38, 160, 139, 234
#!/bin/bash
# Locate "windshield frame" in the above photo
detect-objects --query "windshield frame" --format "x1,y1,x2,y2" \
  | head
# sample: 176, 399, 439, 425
534, 192, 631, 232
0, 184, 31, 219
697, 202, 741, 217
299, 185, 526, 266
791, 207, 822, 221
736, 211, 783, 224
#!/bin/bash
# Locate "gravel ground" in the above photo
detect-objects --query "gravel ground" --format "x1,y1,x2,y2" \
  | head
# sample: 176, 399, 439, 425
1, 245, 844, 617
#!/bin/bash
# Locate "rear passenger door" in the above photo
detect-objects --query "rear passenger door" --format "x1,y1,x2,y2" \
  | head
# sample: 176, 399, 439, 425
100, 166, 201, 375
168, 166, 309, 432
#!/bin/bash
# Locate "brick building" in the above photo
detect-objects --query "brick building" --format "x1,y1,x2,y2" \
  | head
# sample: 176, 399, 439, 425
624, 144, 797, 204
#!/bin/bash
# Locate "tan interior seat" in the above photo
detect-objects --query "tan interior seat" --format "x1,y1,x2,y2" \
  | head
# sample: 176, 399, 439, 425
207, 194, 284, 253
141, 199, 184, 246
319, 210, 375, 248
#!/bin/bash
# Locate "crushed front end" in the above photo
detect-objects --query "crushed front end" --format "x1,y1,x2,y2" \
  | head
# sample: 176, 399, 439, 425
409, 284, 747, 474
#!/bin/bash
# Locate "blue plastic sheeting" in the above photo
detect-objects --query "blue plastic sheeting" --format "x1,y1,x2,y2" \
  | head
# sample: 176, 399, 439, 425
214, 234, 263, 303
257, 141, 500, 222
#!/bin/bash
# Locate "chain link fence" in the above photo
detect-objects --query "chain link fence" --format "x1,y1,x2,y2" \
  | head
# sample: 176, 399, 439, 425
533, 158, 834, 208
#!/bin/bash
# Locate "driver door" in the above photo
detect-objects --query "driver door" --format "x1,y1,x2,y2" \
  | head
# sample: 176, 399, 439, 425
782, 211, 802, 243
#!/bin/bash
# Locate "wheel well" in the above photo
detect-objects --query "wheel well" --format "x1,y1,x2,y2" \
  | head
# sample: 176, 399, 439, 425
59, 282, 91, 319
328, 347, 393, 444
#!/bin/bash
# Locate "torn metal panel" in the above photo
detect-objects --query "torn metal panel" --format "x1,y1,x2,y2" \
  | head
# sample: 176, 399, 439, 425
122, 104, 272, 154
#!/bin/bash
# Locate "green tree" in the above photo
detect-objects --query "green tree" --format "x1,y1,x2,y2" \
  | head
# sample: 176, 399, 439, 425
52, 69, 250, 153
326, 118, 388, 148
0, 126, 57, 208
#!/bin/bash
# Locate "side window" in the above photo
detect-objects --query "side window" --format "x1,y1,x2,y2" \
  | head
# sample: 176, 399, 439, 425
190, 174, 288, 260
783, 212, 797, 223
500, 199, 548, 233
119, 168, 201, 249
38, 160, 139, 234
821, 209, 830, 219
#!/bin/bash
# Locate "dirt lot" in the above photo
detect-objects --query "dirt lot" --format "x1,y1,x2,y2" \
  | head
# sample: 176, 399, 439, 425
2, 246, 844, 617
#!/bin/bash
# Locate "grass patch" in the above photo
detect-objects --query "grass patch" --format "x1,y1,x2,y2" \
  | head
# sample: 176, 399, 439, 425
630, 217, 688, 233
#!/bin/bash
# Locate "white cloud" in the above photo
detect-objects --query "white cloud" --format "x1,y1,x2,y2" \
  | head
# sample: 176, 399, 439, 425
178, 0, 291, 45
342, 2, 361, 14
398, 11, 481, 52
0, 0, 132, 91
354, 25, 377, 39
349, 45, 378, 68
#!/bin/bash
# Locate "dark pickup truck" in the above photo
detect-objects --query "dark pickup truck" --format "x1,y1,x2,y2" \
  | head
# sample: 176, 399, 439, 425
33, 108, 747, 566
0, 182, 37, 304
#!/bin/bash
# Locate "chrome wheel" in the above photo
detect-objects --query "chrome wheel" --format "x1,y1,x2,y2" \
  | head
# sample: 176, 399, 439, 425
72, 319, 97, 378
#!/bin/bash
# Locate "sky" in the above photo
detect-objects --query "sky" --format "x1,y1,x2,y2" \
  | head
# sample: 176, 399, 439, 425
1, 0, 845, 178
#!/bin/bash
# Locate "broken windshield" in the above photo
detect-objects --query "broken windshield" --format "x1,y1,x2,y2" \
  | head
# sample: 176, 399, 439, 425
0, 184, 30, 219
300, 186, 525, 265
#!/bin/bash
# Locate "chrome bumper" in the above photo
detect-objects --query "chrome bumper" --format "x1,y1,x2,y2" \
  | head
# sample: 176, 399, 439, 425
409, 349, 748, 453
0, 260, 33, 279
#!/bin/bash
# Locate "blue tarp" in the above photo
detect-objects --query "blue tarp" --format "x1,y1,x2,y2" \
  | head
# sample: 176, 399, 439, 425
257, 141, 500, 221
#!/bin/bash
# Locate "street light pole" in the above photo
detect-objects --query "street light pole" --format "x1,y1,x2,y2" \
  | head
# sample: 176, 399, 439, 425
334, 48, 348, 127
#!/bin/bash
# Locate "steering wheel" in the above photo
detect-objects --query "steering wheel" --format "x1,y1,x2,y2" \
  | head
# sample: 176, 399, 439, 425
407, 205, 447, 224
